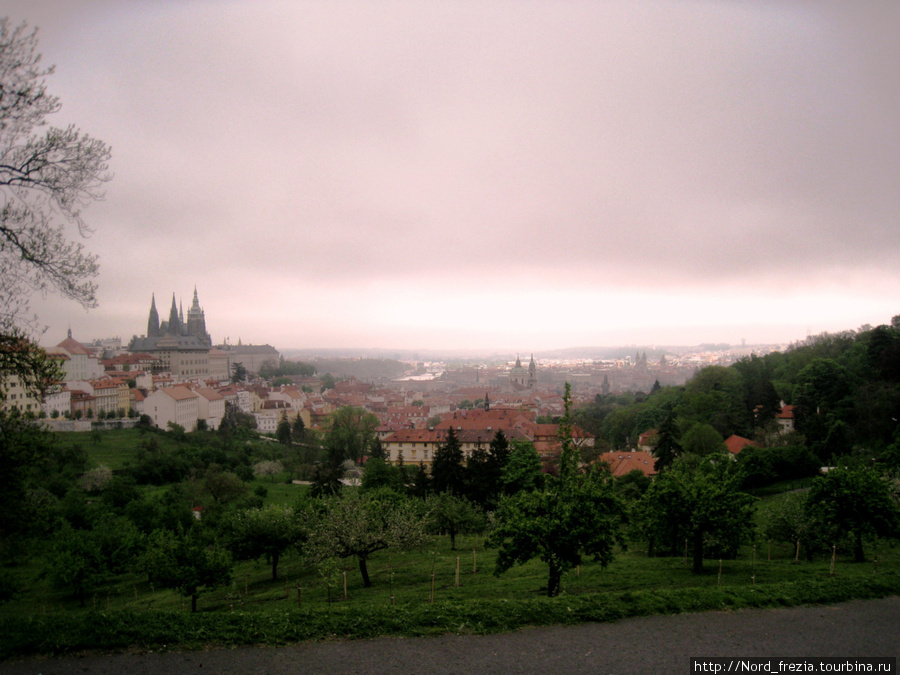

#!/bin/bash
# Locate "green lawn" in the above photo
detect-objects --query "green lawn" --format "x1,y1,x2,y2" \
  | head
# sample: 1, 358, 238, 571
56, 428, 149, 470
3, 523, 898, 660
5, 430, 897, 658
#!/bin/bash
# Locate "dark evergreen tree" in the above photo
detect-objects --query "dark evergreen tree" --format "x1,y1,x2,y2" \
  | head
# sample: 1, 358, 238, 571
431, 427, 466, 495
653, 412, 682, 473
276, 411, 292, 446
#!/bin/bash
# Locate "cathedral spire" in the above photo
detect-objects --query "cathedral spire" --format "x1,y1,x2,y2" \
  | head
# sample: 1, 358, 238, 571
147, 294, 160, 337
167, 294, 181, 335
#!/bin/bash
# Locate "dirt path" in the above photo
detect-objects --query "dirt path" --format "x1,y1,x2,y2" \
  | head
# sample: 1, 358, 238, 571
5, 596, 899, 674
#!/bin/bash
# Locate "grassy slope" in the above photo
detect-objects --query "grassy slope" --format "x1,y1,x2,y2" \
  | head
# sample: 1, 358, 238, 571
3, 529, 898, 659
3, 431, 896, 658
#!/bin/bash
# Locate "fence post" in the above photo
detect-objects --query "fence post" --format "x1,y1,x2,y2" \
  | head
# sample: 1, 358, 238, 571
455, 557, 460, 587
751, 545, 756, 585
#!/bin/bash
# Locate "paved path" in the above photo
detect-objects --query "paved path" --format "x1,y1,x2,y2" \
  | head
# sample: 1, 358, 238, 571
4, 596, 899, 674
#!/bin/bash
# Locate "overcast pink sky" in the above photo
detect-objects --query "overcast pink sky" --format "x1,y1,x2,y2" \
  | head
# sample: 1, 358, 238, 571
7, 1, 899, 352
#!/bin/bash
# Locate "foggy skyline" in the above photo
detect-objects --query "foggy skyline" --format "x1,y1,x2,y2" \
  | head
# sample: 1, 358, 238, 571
7, 1, 899, 352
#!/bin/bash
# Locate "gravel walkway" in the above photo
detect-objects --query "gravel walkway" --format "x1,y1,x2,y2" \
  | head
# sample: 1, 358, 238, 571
4, 596, 898, 674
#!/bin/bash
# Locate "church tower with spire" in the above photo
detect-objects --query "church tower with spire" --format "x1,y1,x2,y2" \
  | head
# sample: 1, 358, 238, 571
131, 288, 215, 378
186, 286, 211, 345
147, 294, 160, 337
166, 294, 182, 336
527, 354, 537, 389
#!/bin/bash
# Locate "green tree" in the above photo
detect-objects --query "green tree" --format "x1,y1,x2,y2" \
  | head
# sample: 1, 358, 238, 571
44, 523, 105, 606
501, 439, 544, 494
305, 490, 428, 588
361, 456, 404, 493
640, 455, 755, 572
805, 465, 900, 562
140, 527, 232, 612
467, 429, 512, 508
276, 411, 292, 446
252, 460, 283, 482
488, 384, 624, 597
231, 362, 248, 384
223, 504, 303, 581
653, 412, 682, 472
677, 365, 749, 437
204, 467, 246, 505
0, 409, 55, 542
431, 426, 466, 495
425, 492, 486, 550
292, 413, 306, 441
763, 491, 818, 562
792, 358, 855, 461
681, 422, 727, 457
323, 406, 379, 465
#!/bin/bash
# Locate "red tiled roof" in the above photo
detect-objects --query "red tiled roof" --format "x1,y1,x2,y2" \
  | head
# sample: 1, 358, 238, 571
724, 435, 760, 455
776, 405, 795, 419
598, 451, 657, 477
162, 386, 198, 401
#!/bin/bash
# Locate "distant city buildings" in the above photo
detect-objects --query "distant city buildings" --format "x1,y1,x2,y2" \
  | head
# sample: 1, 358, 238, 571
7, 291, 790, 443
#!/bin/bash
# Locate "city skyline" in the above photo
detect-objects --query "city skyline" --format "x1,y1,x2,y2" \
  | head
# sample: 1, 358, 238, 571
8, 1, 899, 352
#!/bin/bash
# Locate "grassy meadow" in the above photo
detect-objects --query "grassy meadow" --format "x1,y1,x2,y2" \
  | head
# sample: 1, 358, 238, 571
1, 429, 898, 659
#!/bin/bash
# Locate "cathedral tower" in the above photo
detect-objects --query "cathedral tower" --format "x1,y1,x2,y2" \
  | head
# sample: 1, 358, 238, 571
186, 286, 210, 344
166, 294, 182, 336
147, 294, 160, 337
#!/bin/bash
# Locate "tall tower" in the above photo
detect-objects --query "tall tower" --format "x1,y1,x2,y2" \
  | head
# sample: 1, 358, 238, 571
147, 294, 160, 337
527, 354, 537, 389
166, 294, 182, 336
186, 286, 210, 344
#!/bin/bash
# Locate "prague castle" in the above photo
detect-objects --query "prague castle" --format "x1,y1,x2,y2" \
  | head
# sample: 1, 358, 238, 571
128, 288, 213, 378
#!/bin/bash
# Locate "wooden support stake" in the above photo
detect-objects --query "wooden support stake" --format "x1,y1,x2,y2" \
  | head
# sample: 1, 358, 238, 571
430, 572, 435, 603
751, 545, 756, 585
717, 558, 723, 587
830, 545, 836, 576
343, 570, 348, 600
794, 539, 800, 564
455, 556, 460, 587
297, 583, 302, 609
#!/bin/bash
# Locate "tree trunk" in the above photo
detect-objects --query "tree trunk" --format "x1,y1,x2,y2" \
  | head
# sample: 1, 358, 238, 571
450, 528, 457, 550
359, 555, 372, 587
547, 560, 563, 597
692, 530, 705, 573
191, 594, 198, 613
646, 535, 655, 558
271, 551, 280, 581
854, 530, 865, 563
